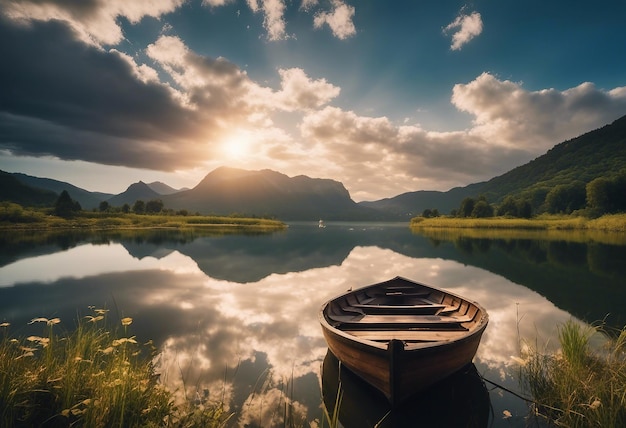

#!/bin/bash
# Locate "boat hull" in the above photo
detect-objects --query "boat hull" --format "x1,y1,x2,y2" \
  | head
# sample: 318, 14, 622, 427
319, 276, 488, 406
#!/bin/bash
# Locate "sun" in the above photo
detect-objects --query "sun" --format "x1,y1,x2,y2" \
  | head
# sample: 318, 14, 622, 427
221, 131, 252, 160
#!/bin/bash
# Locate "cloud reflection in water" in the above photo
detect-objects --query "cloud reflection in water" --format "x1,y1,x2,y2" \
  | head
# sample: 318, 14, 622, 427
0, 234, 591, 426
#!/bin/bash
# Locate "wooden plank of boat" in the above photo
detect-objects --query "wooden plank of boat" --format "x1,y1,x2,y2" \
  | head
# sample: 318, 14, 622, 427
328, 313, 472, 327
343, 329, 469, 342
319, 276, 489, 406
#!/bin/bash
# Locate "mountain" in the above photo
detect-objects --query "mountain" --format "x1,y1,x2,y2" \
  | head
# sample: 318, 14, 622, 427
475, 114, 626, 202
147, 181, 185, 195
163, 166, 389, 220
359, 184, 485, 219
0, 170, 58, 207
12, 172, 112, 210
3, 114, 625, 218
361, 114, 626, 216
106, 181, 161, 207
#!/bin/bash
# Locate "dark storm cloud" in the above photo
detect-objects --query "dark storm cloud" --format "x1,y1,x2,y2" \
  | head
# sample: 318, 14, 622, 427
0, 17, 204, 169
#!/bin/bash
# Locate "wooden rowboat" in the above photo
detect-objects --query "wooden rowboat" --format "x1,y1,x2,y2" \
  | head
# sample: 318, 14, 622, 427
319, 276, 489, 406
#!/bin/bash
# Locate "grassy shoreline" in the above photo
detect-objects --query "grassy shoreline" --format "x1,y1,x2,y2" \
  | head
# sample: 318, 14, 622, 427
410, 213, 626, 233
0, 204, 287, 231
0, 313, 233, 427
518, 321, 626, 427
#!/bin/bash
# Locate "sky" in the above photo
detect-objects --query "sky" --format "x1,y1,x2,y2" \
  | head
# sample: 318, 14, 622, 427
1, 0, 626, 202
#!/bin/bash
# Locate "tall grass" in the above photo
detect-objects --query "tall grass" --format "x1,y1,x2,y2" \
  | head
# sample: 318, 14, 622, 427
0, 206, 287, 231
0, 311, 232, 427
410, 214, 626, 233
518, 320, 626, 427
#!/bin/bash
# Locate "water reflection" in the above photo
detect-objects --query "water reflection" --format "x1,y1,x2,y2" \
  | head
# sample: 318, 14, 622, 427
1, 224, 625, 427
321, 351, 490, 427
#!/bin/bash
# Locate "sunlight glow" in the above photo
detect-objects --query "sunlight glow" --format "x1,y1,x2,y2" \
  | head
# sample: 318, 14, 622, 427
220, 130, 253, 160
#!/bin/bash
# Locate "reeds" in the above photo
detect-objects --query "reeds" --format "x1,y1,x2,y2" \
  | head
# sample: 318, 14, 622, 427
517, 320, 626, 427
410, 214, 626, 233
0, 310, 232, 427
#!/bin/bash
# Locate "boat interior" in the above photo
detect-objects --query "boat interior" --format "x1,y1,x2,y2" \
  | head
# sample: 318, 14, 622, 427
325, 281, 484, 344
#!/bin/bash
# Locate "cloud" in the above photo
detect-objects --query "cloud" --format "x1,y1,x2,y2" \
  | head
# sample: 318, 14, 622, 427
452, 72, 626, 151
0, 0, 354, 46
274, 68, 341, 111
298, 73, 626, 200
1, 7, 625, 201
0, 0, 184, 45
0, 16, 337, 173
444, 10, 482, 51
299, 106, 529, 200
247, 0, 288, 41
313, 0, 356, 40
299, 0, 318, 12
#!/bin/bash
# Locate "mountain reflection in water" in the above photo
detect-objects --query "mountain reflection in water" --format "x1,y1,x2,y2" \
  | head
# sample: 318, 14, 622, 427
1, 222, 625, 427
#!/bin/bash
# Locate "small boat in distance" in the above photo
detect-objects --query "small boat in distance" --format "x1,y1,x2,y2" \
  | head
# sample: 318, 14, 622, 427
318, 219, 326, 228
319, 276, 489, 406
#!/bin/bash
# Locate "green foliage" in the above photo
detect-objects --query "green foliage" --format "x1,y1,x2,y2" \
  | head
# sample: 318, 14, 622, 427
54, 190, 82, 218
132, 200, 145, 214
421, 208, 440, 218
99, 201, 110, 212
0, 202, 45, 223
463, 115, 626, 214
471, 200, 494, 218
545, 182, 586, 214
587, 169, 626, 215
518, 321, 626, 427
145, 199, 164, 214
458, 197, 475, 218
0, 313, 233, 428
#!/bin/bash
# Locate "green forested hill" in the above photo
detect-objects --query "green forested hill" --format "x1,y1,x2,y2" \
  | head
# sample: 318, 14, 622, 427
362, 114, 626, 217
0, 171, 58, 207
477, 114, 626, 204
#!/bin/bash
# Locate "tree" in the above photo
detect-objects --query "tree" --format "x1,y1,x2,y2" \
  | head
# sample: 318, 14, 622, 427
517, 200, 533, 218
497, 196, 518, 217
99, 201, 110, 212
459, 197, 475, 218
587, 171, 626, 215
586, 177, 612, 214
122, 203, 130, 213
545, 183, 586, 214
132, 200, 145, 214
145, 199, 164, 214
54, 190, 81, 218
471, 200, 494, 218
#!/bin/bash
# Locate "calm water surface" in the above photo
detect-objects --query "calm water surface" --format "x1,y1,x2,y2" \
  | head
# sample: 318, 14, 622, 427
1, 223, 626, 427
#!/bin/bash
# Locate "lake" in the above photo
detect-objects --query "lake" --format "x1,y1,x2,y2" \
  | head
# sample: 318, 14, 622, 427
1, 223, 626, 427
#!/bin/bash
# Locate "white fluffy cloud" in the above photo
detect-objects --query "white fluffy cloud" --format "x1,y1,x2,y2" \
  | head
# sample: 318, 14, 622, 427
0, 0, 184, 45
444, 10, 483, 51
274, 68, 341, 111
0, 0, 357, 46
246, 0, 288, 40
298, 74, 626, 200
452, 72, 626, 150
313, 0, 356, 40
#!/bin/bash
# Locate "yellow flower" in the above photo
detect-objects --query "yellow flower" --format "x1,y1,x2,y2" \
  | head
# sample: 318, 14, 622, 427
121, 317, 133, 326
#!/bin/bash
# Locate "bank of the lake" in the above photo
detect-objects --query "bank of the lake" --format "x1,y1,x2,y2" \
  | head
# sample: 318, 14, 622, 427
0, 203, 287, 231
410, 214, 626, 233
0, 314, 234, 428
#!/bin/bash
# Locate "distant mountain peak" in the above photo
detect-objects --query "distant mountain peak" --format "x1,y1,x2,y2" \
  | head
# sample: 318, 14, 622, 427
147, 181, 182, 195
